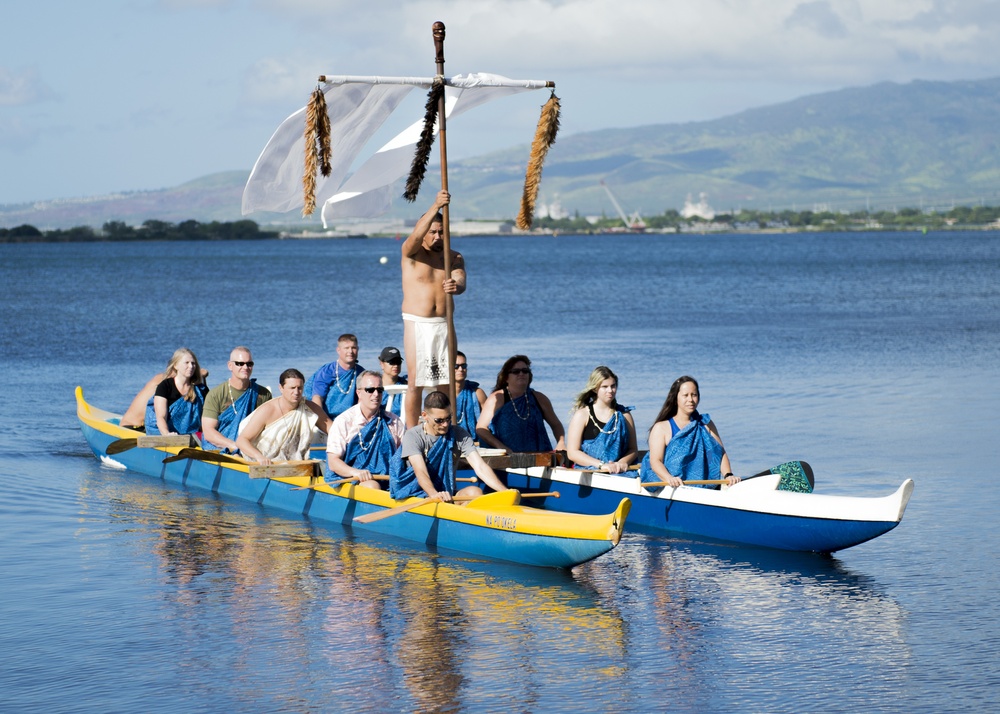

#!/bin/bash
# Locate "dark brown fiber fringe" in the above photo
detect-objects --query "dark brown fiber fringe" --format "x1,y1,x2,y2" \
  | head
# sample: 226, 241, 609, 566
403, 80, 444, 202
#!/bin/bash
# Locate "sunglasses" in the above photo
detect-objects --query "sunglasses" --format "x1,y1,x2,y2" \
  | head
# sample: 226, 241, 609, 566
362, 386, 385, 394
431, 415, 452, 424
454, 363, 468, 370
233, 361, 254, 367
509, 368, 531, 375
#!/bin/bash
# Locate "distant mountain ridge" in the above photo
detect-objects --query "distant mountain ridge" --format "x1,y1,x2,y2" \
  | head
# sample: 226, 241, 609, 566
4, 76, 999, 229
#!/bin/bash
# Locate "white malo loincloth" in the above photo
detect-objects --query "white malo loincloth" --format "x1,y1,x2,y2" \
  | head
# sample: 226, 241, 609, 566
250, 402, 318, 461
403, 312, 449, 387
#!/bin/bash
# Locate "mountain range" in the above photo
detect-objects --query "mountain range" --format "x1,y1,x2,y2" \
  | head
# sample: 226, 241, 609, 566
4, 76, 999, 230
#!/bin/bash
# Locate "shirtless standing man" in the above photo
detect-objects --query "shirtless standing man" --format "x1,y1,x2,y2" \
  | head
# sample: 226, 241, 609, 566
401, 189, 465, 427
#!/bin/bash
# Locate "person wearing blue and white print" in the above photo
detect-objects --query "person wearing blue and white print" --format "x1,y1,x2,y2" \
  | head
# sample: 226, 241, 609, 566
326, 371, 405, 490
641, 376, 740, 489
306, 333, 366, 419
565, 366, 637, 474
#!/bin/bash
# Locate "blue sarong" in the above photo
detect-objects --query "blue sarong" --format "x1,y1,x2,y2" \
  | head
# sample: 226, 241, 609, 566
455, 380, 482, 431
327, 412, 397, 484
576, 406, 633, 469
203, 380, 260, 452
305, 362, 364, 419
381, 375, 408, 416
389, 429, 456, 499
489, 389, 552, 452
639, 412, 725, 488
145, 385, 208, 436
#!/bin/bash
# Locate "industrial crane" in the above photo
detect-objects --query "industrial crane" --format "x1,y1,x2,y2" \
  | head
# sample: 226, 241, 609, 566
600, 181, 646, 232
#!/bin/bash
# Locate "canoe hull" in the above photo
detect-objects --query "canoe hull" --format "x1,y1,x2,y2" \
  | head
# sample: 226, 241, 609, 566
503, 466, 913, 553
77, 388, 627, 569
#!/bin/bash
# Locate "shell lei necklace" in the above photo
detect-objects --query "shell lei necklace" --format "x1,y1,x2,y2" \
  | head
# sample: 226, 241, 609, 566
510, 391, 531, 421
227, 381, 241, 417
356, 412, 381, 452
334, 364, 354, 395
589, 407, 619, 435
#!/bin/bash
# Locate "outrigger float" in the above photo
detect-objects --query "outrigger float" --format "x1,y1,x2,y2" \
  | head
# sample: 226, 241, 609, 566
502, 462, 913, 553
76, 388, 629, 569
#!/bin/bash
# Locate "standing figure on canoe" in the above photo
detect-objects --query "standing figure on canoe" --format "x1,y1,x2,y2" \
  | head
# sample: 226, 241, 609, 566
201, 346, 272, 453
145, 347, 209, 436
306, 333, 365, 419
390, 391, 508, 502
640, 376, 739, 488
454, 351, 486, 435
238, 368, 331, 466
326, 370, 405, 489
400, 189, 465, 428
565, 366, 638, 473
476, 355, 565, 454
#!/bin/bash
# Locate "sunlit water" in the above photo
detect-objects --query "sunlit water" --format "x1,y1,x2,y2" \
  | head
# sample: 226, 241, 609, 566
1, 232, 998, 712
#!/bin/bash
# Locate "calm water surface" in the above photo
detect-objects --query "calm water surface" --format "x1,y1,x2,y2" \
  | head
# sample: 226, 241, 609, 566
1, 232, 998, 712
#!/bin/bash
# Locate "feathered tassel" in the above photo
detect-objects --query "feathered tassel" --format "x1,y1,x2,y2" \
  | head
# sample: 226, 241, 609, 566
516, 92, 561, 230
403, 79, 444, 202
302, 87, 326, 216
316, 90, 332, 177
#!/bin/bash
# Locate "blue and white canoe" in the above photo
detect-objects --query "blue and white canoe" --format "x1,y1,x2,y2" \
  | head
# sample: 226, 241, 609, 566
503, 462, 913, 553
76, 388, 629, 569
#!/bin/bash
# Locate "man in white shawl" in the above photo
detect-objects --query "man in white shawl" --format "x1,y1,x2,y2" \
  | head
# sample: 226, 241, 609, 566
237, 368, 332, 465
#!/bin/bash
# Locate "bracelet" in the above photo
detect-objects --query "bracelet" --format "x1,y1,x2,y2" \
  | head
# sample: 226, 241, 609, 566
724, 472, 734, 478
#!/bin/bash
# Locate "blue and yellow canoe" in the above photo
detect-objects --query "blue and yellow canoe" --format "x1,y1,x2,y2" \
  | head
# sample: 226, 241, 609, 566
76, 387, 629, 569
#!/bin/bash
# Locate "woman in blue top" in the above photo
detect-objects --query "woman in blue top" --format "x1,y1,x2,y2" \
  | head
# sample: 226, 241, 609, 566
641, 376, 740, 488
565, 366, 637, 473
145, 347, 209, 436
476, 355, 565, 453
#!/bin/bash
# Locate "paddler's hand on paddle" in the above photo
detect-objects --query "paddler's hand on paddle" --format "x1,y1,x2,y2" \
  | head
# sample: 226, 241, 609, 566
663, 475, 683, 488
723, 472, 741, 486
431, 490, 453, 503
352, 468, 375, 483
604, 459, 627, 474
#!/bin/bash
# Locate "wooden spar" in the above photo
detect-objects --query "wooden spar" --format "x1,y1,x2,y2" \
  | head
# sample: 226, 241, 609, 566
433, 21, 459, 422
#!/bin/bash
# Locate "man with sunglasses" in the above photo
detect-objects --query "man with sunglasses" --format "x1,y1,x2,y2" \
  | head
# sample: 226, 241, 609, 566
325, 371, 405, 489
201, 346, 272, 453
389, 390, 508, 502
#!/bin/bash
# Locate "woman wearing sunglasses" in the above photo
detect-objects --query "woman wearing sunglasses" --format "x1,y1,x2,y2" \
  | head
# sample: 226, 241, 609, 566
475, 355, 565, 453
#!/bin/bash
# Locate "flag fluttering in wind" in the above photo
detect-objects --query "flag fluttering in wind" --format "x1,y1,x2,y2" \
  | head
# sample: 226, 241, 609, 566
242, 73, 558, 228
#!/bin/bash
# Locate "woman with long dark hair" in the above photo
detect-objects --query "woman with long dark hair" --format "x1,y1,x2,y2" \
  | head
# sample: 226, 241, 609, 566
475, 355, 565, 453
640, 376, 739, 488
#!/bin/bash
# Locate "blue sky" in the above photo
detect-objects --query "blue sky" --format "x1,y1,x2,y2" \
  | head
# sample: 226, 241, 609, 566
2, 0, 999, 205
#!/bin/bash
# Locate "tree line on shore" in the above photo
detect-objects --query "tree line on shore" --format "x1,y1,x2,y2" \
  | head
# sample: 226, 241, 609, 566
0, 219, 278, 243
534, 203, 1000, 232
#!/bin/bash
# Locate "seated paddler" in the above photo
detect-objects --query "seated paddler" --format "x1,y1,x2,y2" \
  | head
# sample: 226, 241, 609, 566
237, 368, 332, 466
454, 351, 487, 435
390, 391, 508, 503
476, 355, 565, 454
326, 370, 405, 490
122, 355, 208, 430
565, 366, 638, 474
640, 375, 740, 488
201, 346, 272, 453
306, 333, 366, 419
144, 347, 209, 436
377, 345, 408, 425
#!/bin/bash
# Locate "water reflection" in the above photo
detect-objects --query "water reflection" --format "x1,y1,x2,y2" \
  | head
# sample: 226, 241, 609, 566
78, 466, 628, 711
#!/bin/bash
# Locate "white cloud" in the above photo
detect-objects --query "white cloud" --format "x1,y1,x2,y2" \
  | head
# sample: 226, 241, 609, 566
0, 66, 54, 107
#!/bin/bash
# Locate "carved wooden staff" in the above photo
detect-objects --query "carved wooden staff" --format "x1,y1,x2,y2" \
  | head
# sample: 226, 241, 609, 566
432, 21, 459, 421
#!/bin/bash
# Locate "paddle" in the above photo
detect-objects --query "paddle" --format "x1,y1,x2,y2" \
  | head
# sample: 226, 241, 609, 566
638, 461, 814, 492
107, 434, 193, 455
641, 479, 727, 488
325, 474, 390, 488
352, 488, 557, 524
162, 448, 247, 465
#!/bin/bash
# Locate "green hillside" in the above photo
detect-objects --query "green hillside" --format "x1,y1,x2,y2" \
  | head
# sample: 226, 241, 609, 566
4, 76, 999, 229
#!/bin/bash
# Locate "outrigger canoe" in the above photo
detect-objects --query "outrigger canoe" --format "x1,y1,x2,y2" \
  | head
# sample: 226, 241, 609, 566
76, 388, 629, 569
503, 463, 913, 553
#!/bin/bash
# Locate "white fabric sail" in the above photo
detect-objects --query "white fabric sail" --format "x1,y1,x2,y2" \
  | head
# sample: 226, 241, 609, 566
242, 73, 551, 223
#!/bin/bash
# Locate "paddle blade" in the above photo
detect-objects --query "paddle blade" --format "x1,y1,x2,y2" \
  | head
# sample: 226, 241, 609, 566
106, 439, 138, 455
773, 461, 814, 493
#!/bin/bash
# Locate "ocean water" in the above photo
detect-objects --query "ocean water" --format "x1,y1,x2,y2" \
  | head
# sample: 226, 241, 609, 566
1, 231, 998, 712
